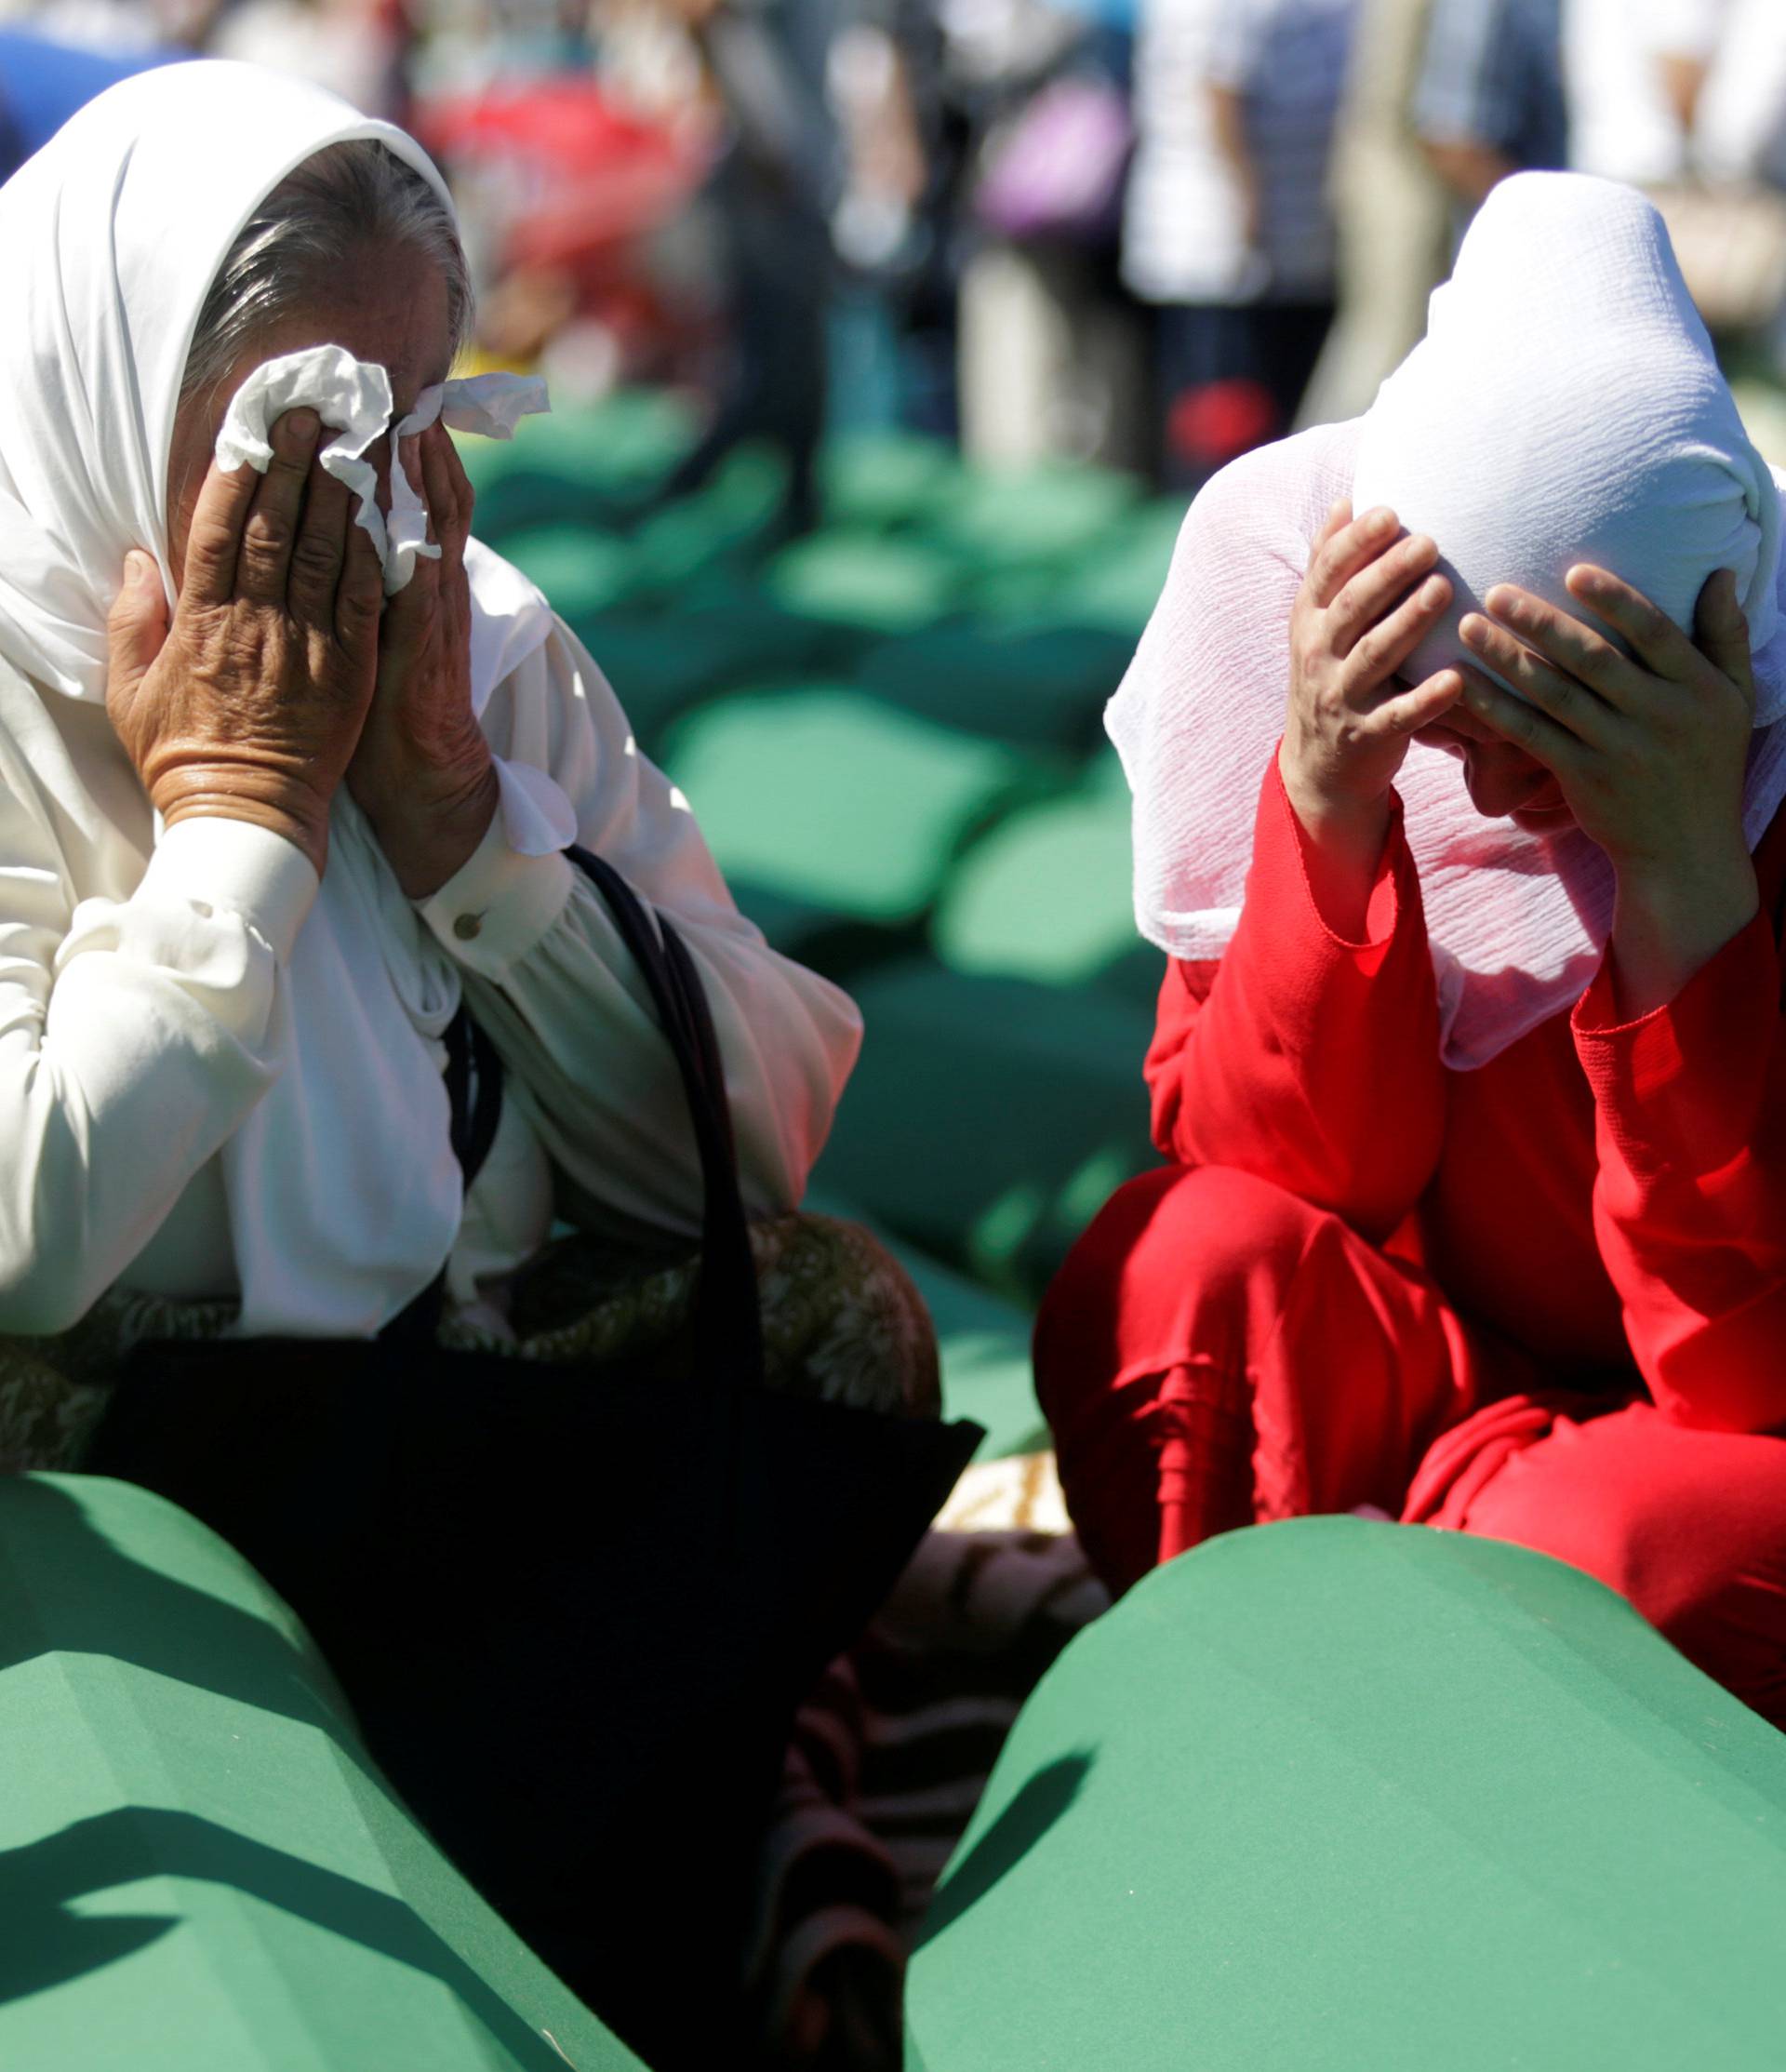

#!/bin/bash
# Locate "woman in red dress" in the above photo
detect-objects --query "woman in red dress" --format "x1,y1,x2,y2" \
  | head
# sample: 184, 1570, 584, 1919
1037, 173, 1786, 1727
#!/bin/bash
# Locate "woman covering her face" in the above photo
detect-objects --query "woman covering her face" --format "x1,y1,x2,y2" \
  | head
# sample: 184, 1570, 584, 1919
1040, 172, 1786, 1729
0, 61, 944, 2048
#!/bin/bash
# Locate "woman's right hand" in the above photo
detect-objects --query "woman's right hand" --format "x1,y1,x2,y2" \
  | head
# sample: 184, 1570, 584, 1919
106, 408, 386, 877
1279, 501, 1463, 858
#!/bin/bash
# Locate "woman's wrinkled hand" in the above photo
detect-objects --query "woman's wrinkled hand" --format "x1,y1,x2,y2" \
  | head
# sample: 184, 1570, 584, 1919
106, 408, 385, 877
1457, 565, 1761, 1013
347, 419, 498, 900
1279, 500, 1463, 871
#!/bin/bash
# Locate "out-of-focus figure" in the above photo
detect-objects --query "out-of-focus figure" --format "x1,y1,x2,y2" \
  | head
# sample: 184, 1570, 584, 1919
1698, 0, 1786, 193
1414, 0, 1566, 211
1564, 0, 1722, 187
647, 0, 845, 531
1295, 0, 1449, 427
1122, 0, 1358, 486
207, 0, 413, 117
1562, 0, 1786, 343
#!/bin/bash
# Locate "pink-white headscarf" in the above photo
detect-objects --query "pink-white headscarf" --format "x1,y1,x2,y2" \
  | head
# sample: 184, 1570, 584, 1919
1108, 174, 1786, 1068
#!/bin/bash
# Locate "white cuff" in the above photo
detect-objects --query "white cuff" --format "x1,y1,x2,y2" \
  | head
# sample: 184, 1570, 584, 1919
419, 807, 575, 977
140, 815, 319, 963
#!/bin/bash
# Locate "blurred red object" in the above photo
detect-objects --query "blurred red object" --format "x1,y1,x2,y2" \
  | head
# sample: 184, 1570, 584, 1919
416, 80, 706, 273
1167, 378, 1280, 472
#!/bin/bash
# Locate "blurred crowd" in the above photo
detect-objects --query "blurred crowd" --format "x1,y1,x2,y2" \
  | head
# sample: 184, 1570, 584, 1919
7, 0, 1786, 510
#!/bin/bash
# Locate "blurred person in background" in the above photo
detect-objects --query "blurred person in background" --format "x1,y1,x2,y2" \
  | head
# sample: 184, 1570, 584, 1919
1295, 0, 1450, 428
643, 0, 933, 527
1562, 0, 1786, 363
207, 0, 414, 117
1563, 0, 1723, 187
1696, 0, 1786, 194
952, 0, 1146, 468
1123, 0, 1358, 489
1414, 0, 1566, 220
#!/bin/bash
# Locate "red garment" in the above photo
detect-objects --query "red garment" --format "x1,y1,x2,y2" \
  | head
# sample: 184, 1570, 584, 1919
1037, 756, 1786, 1726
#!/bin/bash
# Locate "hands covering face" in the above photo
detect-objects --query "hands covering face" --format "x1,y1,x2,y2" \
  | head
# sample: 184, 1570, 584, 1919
106, 406, 386, 877
1277, 500, 1763, 1015
111, 407, 491, 897
1454, 565, 1755, 891
346, 419, 496, 899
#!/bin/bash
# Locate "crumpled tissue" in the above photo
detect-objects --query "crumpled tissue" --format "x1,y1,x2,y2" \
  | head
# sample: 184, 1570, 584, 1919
215, 346, 549, 595
216, 346, 574, 858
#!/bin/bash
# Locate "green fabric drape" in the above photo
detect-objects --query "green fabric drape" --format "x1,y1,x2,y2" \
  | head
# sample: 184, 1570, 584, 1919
908, 1517, 1786, 2072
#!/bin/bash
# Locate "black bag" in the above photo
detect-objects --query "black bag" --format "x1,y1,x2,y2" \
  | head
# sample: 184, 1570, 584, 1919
87, 845, 981, 2068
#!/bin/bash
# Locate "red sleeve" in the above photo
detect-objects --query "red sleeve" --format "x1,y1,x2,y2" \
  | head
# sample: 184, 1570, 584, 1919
1144, 755, 1446, 1242
1573, 908, 1786, 1433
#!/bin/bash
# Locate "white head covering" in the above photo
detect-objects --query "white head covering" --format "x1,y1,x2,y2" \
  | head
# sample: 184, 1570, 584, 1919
1108, 172, 1786, 1068
0, 60, 573, 1331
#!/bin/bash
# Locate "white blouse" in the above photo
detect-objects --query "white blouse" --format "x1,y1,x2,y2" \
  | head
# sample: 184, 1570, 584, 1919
0, 619, 862, 1336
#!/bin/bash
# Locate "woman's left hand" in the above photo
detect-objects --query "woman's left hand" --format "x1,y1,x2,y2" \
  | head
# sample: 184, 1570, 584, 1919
347, 420, 499, 899
1457, 564, 1761, 1015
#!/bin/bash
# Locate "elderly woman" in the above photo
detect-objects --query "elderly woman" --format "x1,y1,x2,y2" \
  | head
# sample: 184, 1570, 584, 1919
0, 57, 942, 2062
1038, 173, 1786, 1729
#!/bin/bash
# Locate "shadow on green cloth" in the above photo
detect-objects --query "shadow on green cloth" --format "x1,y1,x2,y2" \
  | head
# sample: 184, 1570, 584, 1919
0, 1477, 359, 1746
0, 1809, 581, 2071
915, 1751, 1093, 1947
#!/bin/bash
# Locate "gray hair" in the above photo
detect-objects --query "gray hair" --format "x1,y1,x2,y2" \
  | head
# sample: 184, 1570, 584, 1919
181, 140, 473, 406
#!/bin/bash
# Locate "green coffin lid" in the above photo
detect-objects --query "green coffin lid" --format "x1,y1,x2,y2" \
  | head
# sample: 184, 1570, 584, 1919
819, 431, 962, 530
924, 465, 1141, 572
496, 524, 642, 623
851, 625, 1135, 754
0, 1475, 642, 2072
455, 388, 694, 495
661, 688, 1025, 927
628, 448, 789, 592
908, 1518, 1786, 2072
766, 532, 965, 636
934, 775, 1138, 988
984, 499, 1189, 636
811, 958, 1155, 1301
575, 598, 829, 747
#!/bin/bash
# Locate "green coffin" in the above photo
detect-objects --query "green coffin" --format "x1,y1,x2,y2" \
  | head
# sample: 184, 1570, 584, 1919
662, 688, 1027, 929
907, 1517, 1786, 2072
0, 1474, 643, 2072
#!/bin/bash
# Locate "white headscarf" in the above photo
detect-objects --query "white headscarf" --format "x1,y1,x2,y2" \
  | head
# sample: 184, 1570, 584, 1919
0, 60, 572, 1331
1108, 173, 1786, 1068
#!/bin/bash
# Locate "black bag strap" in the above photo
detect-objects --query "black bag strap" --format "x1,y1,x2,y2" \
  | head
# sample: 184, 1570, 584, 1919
444, 1000, 505, 1188
387, 851, 765, 1385
566, 844, 766, 1390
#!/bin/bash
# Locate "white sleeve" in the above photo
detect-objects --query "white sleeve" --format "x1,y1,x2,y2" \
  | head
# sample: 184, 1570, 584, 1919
416, 619, 863, 1244
0, 726, 316, 1331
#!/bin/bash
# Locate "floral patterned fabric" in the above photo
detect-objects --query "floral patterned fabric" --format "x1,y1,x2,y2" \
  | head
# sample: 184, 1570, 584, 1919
0, 1214, 940, 1476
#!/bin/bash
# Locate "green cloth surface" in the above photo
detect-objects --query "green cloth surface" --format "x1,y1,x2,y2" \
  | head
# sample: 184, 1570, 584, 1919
456, 388, 694, 499
627, 449, 789, 592
907, 1518, 1786, 2072
495, 525, 642, 623
984, 501, 1188, 637
0, 1474, 641, 2072
851, 625, 1134, 753
933, 780, 1137, 987
766, 532, 964, 635
819, 432, 962, 530
662, 688, 1026, 927
577, 599, 829, 747
812, 960, 1155, 1301
923, 464, 1140, 573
